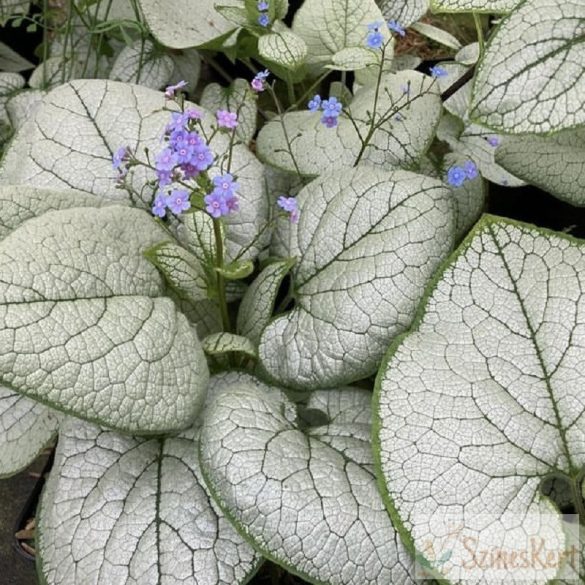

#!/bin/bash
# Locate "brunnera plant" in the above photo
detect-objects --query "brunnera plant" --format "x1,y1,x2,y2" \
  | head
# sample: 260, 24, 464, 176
0, 0, 583, 583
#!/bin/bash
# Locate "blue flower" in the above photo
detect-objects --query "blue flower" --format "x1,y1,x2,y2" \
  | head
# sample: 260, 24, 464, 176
321, 97, 342, 117
257, 0, 269, 9
167, 189, 191, 214
463, 160, 478, 180
112, 146, 129, 170
205, 191, 230, 218
486, 136, 500, 147
430, 65, 448, 78
164, 80, 187, 99
321, 115, 338, 128
447, 166, 467, 187
308, 94, 322, 112
258, 13, 270, 26
388, 19, 406, 37
212, 173, 239, 198
192, 143, 214, 172
366, 30, 384, 49
151, 193, 168, 218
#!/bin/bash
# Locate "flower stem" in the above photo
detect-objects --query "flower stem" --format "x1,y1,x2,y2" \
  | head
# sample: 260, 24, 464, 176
473, 13, 485, 58
213, 218, 231, 333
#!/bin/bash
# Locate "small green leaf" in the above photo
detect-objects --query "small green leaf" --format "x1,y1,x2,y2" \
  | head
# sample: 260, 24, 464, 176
202, 332, 258, 360
217, 259, 254, 280
237, 258, 295, 346
258, 30, 307, 71
216, 4, 249, 26
144, 241, 210, 303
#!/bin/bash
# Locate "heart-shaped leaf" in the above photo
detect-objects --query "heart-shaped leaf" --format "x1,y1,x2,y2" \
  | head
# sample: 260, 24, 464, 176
375, 215, 585, 583
258, 166, 454, 389
0, 80, 268, 262
258, 30, 308, 71
470, 0, 585, 134
38, 417, 261, 585
199, 374, 418, 585
0, 386, 58, 477
0, 205, 209, 434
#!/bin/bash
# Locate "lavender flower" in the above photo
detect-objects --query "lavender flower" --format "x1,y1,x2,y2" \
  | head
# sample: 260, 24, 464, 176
205, 191, 230, 218
463, 160, 478, 180
192, 143, 214, 172
486, 136, 500, 147
164, 80, 188, 99
277, 196, 299, 223
321, 115, 339, 128
251, 69, 270, 92
155, 148, 178, 171
321, 97, 342, 118
151, 193, 168, 217
212, 173, 239, 197
112, 146, 129, 170
257, 0, 269, 9
216, 110, 238, 129
167, 189, 191, 214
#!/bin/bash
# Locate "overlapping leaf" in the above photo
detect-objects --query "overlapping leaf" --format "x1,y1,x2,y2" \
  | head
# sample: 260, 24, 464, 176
38, 417, 261, 585
496, 128, 585, 206
0, 205, 209, 434
470, 0, 585, 134
375, 216, 585, 583
258, 166, 454, 389
430, 0, 519, 12
377, 0, 428, 27
199, 375, 417, 585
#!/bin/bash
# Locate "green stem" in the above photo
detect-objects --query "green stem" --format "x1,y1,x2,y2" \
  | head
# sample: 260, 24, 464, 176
213, 219, 231, 333
571, 473, 585, 525
42, 0, 49, 87
473, 13, 485, 58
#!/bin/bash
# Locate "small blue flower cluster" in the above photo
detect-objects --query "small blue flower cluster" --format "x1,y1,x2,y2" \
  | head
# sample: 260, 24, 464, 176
447, 160, 478, 188
366, 19, 406, 50
155, 108, 212, 189
257, 0, 270, 27
429, 65, 448, 78
307, 95, 343, 128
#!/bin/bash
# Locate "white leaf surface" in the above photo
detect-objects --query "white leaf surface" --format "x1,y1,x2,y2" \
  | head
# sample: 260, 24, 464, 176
258, 31, 308, 71
200, 378, 417, 585
292, 0, 390, 72
0, 79, 268, 262
330, 47, 378, 71
259, 166, 454, 389
109, 40, 174, 89
237, 259, 295, 346
137, 0, 238, 48
6, 89, 45, 131
257, 71, 441, 176
0, 386, 57, 477
377, 0, 428, 27
0, 206, 209, 434
496, 128, 585, 206
470, 0, 585, 134
430, 0, 519, 12
375, 215, 585, 584
200, 78, 257, 145
0, 71, 24, 125
38, 417, 261, 585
